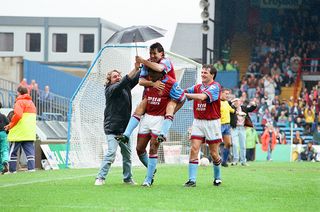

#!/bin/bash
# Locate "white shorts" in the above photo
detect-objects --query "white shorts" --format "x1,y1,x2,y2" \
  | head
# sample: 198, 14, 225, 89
191, 119, 222, 144
138, 113, 164, 138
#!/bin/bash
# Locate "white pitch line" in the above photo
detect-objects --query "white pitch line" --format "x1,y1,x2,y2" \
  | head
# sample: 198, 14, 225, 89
0, 173, 96, 188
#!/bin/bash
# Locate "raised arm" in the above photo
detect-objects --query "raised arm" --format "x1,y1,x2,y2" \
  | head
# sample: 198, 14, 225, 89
136, 56, 164, 73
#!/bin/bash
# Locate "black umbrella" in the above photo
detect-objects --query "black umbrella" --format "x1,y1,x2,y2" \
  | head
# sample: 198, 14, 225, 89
105, 25, 167, 55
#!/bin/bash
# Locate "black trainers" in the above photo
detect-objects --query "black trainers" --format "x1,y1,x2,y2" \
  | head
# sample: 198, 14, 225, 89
150, 169, 157, 185
156, 134, 166, 143
1, 162, 9, 175
213, 179, 222, 186
184, 180, 196, 187
115, 135, 129, 144
221, 162, 228, 167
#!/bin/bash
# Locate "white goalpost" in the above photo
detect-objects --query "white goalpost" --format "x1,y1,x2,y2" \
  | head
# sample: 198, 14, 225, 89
66, 45, 201, 168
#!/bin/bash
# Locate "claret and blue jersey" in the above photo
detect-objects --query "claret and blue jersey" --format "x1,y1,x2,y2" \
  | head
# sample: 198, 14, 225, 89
185, 81, 221, 120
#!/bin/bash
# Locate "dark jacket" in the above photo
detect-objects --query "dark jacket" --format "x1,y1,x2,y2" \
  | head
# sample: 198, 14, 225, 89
104, 72, 140, 135
230, 104, 257, 128
0, 113, 9, 132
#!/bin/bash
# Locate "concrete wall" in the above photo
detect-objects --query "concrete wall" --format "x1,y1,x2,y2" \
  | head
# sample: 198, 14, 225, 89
0, 56, 23, 83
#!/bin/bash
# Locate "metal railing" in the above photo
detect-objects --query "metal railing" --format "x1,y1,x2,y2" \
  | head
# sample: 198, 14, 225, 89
0, 78, 70, 121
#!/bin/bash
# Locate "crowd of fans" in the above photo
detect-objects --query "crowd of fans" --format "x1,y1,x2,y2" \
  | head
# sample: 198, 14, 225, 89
211, 9, 320, 162
245, 10, 319, 143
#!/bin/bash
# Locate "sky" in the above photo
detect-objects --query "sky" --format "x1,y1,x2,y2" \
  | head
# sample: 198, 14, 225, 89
1, 0, 202, 50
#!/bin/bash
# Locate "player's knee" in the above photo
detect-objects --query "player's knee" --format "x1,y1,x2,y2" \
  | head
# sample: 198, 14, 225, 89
136, 148, 146, 156
213, 157, 222, 166
210, 150, 219, 160
190, 146, 200, 156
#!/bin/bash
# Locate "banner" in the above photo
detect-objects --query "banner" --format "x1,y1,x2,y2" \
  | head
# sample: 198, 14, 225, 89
260, 0, 302, 9
41, 144, 68, 169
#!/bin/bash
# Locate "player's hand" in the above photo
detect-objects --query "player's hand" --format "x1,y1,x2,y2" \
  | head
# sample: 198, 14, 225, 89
135, 56, 144, 64
134, 62, 140, 71
153, 80, 165, 90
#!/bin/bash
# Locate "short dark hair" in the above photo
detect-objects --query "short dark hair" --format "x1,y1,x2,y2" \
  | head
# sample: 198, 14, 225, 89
202, 64, 217, 80
150, 42, 165, 57
17, 86, 28, 95
222, 87, 231, 92
148, 69, 164, 82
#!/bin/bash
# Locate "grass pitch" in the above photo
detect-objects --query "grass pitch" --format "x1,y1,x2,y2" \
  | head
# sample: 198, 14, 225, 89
0, 162, 319, 211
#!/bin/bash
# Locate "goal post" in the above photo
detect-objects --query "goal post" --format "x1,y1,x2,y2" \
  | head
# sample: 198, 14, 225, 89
66, 45, 201, 168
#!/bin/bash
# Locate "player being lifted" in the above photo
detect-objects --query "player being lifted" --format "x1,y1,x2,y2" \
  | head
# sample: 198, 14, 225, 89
115, 42, 184, 144
183, 64, 223, 187
136, 68, 185, 187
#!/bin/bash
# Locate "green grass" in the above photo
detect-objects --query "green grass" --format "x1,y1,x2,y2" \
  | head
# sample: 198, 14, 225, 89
0, 162, 319, 212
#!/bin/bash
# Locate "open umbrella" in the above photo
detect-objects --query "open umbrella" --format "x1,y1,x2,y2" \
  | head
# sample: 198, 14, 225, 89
105, 25, 167, 55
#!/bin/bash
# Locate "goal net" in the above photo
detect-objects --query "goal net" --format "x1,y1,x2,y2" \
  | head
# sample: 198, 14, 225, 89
66, 45, 201, 168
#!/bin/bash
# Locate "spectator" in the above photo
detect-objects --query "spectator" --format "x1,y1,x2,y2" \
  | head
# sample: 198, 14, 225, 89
230, 98, 257, 166
304, 107, 315, 134
261, 123, 277, 161
19, 78, 30, 93
4, 86, 37, 172
245, 127, 259, 161
0, 102, 9, 174
225, 60, 236, 71
247, 74, 258, 99
290, 101, 302, 121
39, 85, 54, 115
213, 60, 224, 71
278, 111, 289, 126
263, 74, 276, 103
309, 43, 319, 72
30, 80, 39, 107
300, 142, 317, 161
312, 124, 320, 145
293, 130, 304, 144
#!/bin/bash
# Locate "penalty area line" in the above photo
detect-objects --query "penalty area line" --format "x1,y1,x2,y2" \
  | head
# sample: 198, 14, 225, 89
0, 173, 96, 188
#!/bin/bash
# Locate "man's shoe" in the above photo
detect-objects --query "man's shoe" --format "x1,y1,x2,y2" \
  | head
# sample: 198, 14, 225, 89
241, 162, 249, 166
141, 181, 151, 187
156, 134, 166, 143
184, 180, 196, 187
94, 178, 105, 186
221, 162, 228, 167
213, 179, 222, 186
1, 162, 9, 175
124, 179, 137, 185
115, 135, 129, 144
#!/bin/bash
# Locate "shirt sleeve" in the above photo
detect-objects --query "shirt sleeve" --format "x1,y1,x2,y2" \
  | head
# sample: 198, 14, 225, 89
203, 84, 220, 103
185, 85, 195, 94
139, 65, 149, 78
169, 82, 185, 102
159, 58, 172, 74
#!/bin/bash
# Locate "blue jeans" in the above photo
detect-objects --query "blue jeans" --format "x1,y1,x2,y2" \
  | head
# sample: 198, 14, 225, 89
267, 143, 272, 160
231, 126, 246, 164
97, 134, 133, 182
